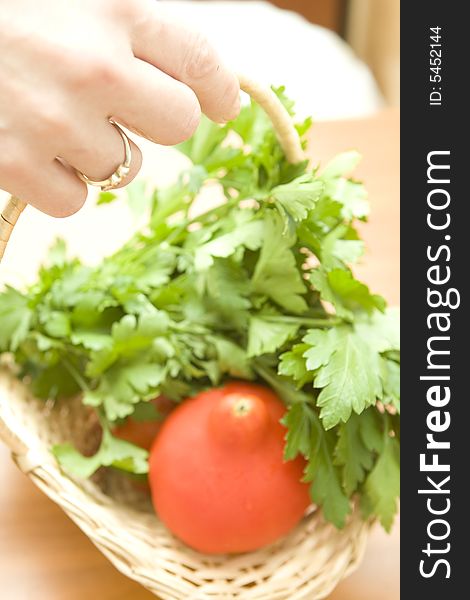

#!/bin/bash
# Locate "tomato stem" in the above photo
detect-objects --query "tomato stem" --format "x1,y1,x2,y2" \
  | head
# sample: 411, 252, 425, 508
232, 397, 254, 417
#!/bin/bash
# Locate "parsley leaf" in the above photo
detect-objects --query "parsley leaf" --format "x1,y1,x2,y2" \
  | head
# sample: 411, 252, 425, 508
0, 287, 32, 351
283, 402, 351, 528
247, 315, 299, 357
251, 211, 308, 313
362, 422, 400, 531
311, 268, 385, 318
0, 86, 399, 532
307, 326, 382, 429
321, 151, 362, 179
272, 175, 324, 222
84, 362, 167, 421
194, 220, 264, 270
278, 343, 312, 386
53, 426, 149, 478
335, 411, 375, 494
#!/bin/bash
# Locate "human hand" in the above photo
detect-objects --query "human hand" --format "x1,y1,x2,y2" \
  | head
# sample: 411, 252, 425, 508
0, 0, 240, 217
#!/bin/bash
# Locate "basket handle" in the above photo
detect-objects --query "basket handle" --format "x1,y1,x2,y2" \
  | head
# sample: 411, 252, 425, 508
0, 74, 306, 263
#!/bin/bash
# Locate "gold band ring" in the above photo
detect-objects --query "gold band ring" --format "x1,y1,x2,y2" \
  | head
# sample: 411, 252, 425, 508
75, 120, 132, 191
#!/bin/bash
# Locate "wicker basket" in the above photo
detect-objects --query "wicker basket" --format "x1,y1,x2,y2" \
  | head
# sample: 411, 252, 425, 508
0, 76, 370, 599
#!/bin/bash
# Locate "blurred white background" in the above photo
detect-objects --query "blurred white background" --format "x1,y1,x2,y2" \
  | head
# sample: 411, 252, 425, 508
161, 0, 399, 117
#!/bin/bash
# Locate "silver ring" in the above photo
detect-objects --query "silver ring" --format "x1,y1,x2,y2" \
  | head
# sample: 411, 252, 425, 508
75, 120, 132, 191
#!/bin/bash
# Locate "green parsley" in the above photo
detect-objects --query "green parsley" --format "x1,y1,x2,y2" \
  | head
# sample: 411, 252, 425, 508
0, 87, 400, 531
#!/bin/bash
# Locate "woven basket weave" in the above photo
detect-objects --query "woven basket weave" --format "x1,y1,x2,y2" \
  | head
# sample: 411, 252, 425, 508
0, 76, 370, 599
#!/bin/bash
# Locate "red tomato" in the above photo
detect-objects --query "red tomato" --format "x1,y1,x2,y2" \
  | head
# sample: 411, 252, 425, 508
149, 382, 310, 554
113, 395, 174, 451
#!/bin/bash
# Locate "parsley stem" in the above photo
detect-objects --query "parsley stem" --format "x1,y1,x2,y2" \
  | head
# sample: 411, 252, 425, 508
253, 362, 312, 406
163, 197, 240, 245
187, 196, 240, 226
61, 357, 90, 393
264, 316, 343, 328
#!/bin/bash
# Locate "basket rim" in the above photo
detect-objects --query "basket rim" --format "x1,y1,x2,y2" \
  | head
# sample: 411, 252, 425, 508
0, 368, 371, 599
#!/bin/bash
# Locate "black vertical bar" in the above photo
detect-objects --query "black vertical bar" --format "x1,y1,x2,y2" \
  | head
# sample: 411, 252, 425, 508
401, 2, 466, 597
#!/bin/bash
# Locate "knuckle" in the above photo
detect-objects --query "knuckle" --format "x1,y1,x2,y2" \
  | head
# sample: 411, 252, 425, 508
184, 33, 218, 80
102, 0, 139, 22
0, 142, 25, 179
68, 51, 123, 89
33, 103, 71, 138
92, 57, 123, 87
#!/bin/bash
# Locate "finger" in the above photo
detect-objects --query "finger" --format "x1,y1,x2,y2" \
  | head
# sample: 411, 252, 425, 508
130, 3, 240, 123
0, 151, 87, 218
58, 120, 142, 190
111, 58, 201, 146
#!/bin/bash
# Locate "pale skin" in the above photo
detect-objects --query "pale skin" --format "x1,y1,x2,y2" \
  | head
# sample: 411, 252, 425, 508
0, 0, 240, 217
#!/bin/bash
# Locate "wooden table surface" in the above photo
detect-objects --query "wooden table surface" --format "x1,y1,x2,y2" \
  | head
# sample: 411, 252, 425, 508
0, 110, 400, 599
